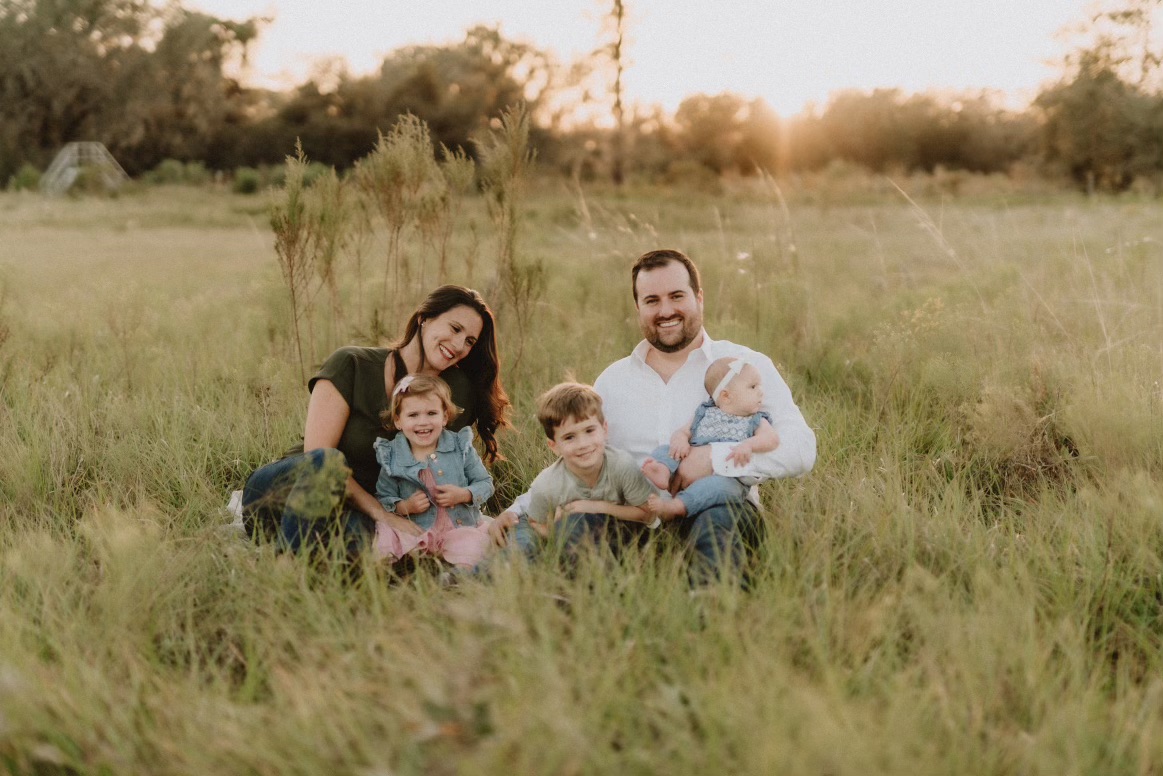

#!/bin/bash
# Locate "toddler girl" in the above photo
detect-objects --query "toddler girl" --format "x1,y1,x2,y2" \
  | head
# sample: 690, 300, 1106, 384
643, 357, 778, 520
373, 375, 494, 568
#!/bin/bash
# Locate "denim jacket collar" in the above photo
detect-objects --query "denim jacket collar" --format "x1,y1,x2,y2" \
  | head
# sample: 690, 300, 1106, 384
376, 426, 471, 475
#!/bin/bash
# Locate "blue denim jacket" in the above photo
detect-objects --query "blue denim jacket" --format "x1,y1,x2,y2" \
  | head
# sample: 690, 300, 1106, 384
373, 427, 493, 530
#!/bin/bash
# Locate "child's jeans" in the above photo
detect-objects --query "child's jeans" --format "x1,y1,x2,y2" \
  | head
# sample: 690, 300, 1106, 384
501, 513, 647, 564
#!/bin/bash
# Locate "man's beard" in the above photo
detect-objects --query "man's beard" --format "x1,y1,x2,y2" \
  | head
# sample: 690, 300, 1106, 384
644, 313, 701, 353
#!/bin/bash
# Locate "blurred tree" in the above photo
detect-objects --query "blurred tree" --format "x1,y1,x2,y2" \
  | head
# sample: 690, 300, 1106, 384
0, 0, 257, 179
805, 89, 920, 172
1036, 52, 1161, 190
258, 25, 554, 169
602, 0, 628, 185
786, 89, 1032, 175
672, 92, 781, 175
1081, 0, 1162, 89
1035, 0, 1163, 190
108, 10, 259, 168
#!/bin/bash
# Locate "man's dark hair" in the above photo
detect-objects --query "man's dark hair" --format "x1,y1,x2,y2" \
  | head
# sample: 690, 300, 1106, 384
631, 249, 702, 302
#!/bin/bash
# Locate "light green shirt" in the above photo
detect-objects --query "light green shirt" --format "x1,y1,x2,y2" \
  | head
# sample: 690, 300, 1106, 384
526, 447, 655, 523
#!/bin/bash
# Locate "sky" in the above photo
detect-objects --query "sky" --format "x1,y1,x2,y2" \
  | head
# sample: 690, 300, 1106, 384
187, 0, 1098, 116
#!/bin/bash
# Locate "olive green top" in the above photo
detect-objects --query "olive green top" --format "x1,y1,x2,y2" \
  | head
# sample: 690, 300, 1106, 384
308, 346, 478, 495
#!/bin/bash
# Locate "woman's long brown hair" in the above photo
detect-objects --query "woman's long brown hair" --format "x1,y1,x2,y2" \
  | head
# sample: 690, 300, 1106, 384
389, 285, 512, 462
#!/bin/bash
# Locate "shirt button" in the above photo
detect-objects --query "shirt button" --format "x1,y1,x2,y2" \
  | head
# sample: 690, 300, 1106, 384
429, 453, 437, 460
437, 470, 443, 476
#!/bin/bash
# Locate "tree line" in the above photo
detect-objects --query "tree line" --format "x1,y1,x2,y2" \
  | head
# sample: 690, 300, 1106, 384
2, 0, 1161, 192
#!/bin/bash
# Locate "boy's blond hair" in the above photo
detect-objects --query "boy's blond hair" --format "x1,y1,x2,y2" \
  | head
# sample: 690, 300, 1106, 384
536, 382, 605, 439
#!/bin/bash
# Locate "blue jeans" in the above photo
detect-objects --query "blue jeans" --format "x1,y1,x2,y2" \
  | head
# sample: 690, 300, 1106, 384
546, 505, 760, 583
504, 512, 648, 563
242, 448, 372, 557
675, 501, 763, 585
649, 444, 750, 515
555, 512, 649, 557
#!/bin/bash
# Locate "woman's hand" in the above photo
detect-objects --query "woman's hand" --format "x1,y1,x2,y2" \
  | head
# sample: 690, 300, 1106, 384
383, 513, 424, 537
433, 484, 471, 507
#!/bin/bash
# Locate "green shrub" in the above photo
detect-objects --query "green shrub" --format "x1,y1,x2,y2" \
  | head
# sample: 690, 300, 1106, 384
146, 159, 187, 185
232, 167, 262, 194
263, 164, 287, 188
303, 161, 330, 187
6, 163, 41, 191
67, 165, 119, 197
182, 161, 212, 186
143, 159, 213, 186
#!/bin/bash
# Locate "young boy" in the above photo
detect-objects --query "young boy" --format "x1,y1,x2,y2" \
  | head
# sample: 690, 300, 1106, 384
523, 382, 660, 552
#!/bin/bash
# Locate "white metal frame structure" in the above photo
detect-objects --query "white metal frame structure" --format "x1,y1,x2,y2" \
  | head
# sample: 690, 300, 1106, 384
39, 142, 130, 195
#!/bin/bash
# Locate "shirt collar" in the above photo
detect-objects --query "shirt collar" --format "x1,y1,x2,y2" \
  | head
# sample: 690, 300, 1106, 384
631, 329, 716, 367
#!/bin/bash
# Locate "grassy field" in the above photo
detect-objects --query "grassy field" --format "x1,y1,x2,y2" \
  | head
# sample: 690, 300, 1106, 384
1, 177, 1162, 774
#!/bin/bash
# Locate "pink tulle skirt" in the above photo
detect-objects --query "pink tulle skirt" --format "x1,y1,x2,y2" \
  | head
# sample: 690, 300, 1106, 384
374, 521, 491, 568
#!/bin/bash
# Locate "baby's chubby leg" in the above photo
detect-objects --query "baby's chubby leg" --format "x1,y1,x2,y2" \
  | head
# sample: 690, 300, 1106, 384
643, 443, 681, 492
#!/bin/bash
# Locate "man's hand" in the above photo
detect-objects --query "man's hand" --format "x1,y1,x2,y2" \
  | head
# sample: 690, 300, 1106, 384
675, 445, 713, 490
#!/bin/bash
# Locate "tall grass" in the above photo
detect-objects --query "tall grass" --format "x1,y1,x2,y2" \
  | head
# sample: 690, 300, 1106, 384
0, 175, 1162, 774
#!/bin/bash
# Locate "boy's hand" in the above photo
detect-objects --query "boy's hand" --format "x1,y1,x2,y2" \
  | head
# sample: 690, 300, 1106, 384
669, 429, 692, 461
487, 511, 520, 547
524, 507, 567, 540
433, 484, 471, 507
563, 499, 604, 516
726, 441, 754, 467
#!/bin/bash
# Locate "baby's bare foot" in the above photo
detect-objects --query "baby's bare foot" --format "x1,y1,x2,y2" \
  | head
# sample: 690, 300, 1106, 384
641, 458, 672, 491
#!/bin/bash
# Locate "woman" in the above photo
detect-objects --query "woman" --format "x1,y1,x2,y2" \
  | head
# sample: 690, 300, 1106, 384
242, 285, 511, 557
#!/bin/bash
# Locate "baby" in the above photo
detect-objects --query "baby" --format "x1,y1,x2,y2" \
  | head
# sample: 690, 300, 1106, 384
643, 357, 779, 520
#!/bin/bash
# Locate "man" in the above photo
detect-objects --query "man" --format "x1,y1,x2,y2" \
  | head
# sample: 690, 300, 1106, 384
492, 248, 815, 580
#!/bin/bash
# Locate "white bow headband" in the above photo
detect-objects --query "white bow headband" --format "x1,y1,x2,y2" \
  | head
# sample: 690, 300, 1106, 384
711, 358, 747, 402
392, 374, 416, 397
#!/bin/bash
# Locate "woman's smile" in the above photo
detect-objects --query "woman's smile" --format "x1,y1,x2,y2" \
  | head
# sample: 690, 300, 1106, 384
421, 305, 484, 371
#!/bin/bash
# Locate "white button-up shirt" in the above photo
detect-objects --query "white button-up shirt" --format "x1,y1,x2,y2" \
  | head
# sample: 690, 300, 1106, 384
507, 330, 815, 514
595, 331, 816, 483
